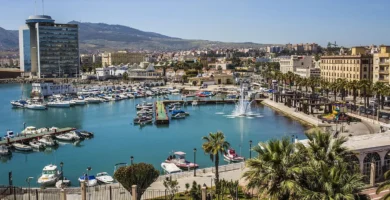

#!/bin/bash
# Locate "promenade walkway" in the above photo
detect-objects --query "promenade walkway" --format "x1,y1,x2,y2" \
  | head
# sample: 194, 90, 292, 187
0, 127, 75, 145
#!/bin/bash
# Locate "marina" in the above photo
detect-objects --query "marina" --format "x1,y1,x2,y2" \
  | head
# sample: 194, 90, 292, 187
0, 83, 307, 187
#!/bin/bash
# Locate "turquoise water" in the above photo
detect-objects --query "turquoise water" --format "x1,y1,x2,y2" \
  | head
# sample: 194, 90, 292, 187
0, 84, 306, 187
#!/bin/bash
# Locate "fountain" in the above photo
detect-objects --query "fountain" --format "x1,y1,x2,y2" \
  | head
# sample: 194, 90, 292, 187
227, 85, 261, 118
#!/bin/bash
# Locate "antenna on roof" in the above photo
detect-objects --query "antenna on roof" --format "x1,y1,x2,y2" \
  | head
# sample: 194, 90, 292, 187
42, 0, 44, 15
34, 0, 37, 15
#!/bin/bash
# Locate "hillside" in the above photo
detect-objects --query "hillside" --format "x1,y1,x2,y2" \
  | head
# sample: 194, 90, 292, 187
0, 22, 272, 52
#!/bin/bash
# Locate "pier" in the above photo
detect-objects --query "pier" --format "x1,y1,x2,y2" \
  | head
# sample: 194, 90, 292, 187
0, 127, 75, 145
155, 101, 169, 124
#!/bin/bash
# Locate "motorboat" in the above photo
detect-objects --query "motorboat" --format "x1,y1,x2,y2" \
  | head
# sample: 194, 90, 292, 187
25, 103, 47, 110
38, 164, 63, 186
136, 102, 153, 110
223, 148, 245, 162
11, 99, 27, 108
139, 119, 153, 126
38, 135, 57, 146
84, 97, 101, 104
161, 163, 182, 174
68, 131, 84, 140
119, 94, 129, 99
12, 143, 33, 151
133, 116, 152, 124
172, 110, 189, 116
29, 140, 45, 150
165, 151, 199, 170
4, 131, 15, 139
78, 175, 98, 187
0, 145, 11, 156
96, 172, 114, 184
171, 113, 186, 119
47, 101, 71, 108
192, 101, 198, 106
21, 126, 37, 135
55, 178, 71, 189
55, 133, 76, 141
78, 130, 94, 138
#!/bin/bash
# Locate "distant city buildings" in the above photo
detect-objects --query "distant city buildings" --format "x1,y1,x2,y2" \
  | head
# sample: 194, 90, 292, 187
285, 43, 319, 53
320, 47, 373, 82
19, 15, 80, 78
266, 46, 282, 53
102, 52, 146, 67
278, 55, 314, 77
373, 46, 390, 83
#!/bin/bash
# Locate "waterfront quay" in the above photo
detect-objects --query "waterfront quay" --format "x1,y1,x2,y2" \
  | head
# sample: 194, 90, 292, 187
0, 127, 75, 145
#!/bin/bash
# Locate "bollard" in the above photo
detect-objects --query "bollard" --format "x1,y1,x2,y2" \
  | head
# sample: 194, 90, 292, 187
80, 181, 86, 200
132, 185, 137, 200
35, 189, 38, 200
60, 189, 67, 200
201, 186, 206, 200
109, 186, 112, 200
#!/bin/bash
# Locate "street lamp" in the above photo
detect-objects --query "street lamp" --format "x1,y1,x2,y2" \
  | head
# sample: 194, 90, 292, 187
26, 177, 33, 200
193, 148, 197, 177
60, 162, 64, 182
291, 134, 295, 143
130, 156, 134, 165
249, 140, 252, 159
23, 122, 26, 130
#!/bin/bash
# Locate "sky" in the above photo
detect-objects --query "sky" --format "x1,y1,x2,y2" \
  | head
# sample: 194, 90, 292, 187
0, 0, 389, 47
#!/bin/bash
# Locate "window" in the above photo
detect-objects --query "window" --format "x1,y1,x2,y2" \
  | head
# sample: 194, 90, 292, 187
364, 75, 367, 78
364, 67, 367, 72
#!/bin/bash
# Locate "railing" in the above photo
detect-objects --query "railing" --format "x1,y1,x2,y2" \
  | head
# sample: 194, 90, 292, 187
157, 162, 245, 182
0, 187, 62, 200
140, 189, 192, 200
87, 185, 132, 200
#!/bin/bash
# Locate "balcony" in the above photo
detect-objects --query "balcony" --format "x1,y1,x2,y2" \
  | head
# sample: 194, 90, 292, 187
379, 61, 390, 65
379, 70, 389, 74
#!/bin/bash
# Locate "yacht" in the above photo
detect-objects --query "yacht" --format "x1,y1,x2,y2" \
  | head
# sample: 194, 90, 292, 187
37, 164, 63, 186
10, 99, 27, 108
55, 133, 77, 141
78, 175, 98, 187
21, 126, 38, 135
164, 151, 199, 170
12, 143, 33, 151
47, 101, 71, 108
78, 130, 94, 138
96, 172, 114, 184
25, 103, 47, 110
70, 99, 86, 105
4, 131, 15, 139
38, 135, 57, 146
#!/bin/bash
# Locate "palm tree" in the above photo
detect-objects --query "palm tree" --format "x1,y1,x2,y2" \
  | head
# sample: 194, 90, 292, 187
307, 77, 319, 97
201, 131, 230, 193
376, 170, 390, 199
358, 79, 372, 108
286, 71, 295, 90
243, 137, 303, 199
346, 80, 359, 110
330, 81, 338, 102
320, 78, 330, 99
373, 82, 388, 110
335, 78, 347, 101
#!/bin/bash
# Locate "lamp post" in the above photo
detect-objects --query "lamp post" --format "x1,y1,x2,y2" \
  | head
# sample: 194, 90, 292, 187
130, 156, 134, 165
60, 162, 64, 182
26, 177, 33, 200
249, 140, 252, 159
193, 148, 197, 177
291, 135, 295, 143
23, 122, 26, 130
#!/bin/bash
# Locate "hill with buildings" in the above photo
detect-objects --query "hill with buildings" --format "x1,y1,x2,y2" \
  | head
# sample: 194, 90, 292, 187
0, 21, 272, 52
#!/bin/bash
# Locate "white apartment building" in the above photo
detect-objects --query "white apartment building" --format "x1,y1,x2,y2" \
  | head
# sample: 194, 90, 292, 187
278, 55, 313, 75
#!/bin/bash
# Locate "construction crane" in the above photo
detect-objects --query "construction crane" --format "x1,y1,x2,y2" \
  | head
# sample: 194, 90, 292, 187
327, 41, 338, 48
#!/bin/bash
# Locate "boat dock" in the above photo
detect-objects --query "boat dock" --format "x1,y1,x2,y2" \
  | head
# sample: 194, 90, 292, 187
163, 99, 263, 105
0, 127, 75, 145
155, 101, 169, 125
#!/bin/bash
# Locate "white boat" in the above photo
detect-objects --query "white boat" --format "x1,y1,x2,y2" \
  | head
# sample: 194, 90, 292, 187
47, 101, 71, 108
55, 134, 76, 141
21, 126, 38, 135
119, 94, 129, 99
38, 135, 57, 146
11, 99, 28, 108
67, 131, 81, 140
29, 140, 45, 149
55, 178, 71, 189
192, 101, 198, 106
223, 148, 245, 162
96, 172, 114, 184
4, 131, 15, 139
171, 113, 186, 119
165, 151, 199, 170
26, 103, 47, 110
85, 97, 101, 104
12, 143, 33, 151
0, 145, 11, 156
78, 175, 98, 187
71, 99, 86, 105
161, 163, 182, 174
37, 164, 63, 186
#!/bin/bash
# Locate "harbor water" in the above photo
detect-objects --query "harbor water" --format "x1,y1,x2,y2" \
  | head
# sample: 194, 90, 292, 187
0, 84, 307, 186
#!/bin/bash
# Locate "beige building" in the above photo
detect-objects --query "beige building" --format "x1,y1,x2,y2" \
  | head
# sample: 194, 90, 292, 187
373, 46, 390, 83
102, 52, 146, 67
188, 74, 234, 86
320, 47, 373, 82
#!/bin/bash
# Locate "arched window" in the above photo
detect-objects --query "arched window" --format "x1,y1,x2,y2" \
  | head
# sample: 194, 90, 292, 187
363, 152, 381, 182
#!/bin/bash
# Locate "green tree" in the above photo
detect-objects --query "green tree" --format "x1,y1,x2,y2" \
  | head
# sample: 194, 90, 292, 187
358, 79, 372, 108
189, 181, 201, 200
122, 72, 129, 83
346, 80, 359, 109
330, 81, 338, 102
373, 81, 389, 110
163, 178, 179, 200
320, 78, 330, 98
202, 131, 230, 194
376, 170, 390, 199
114, 163, 160, 200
